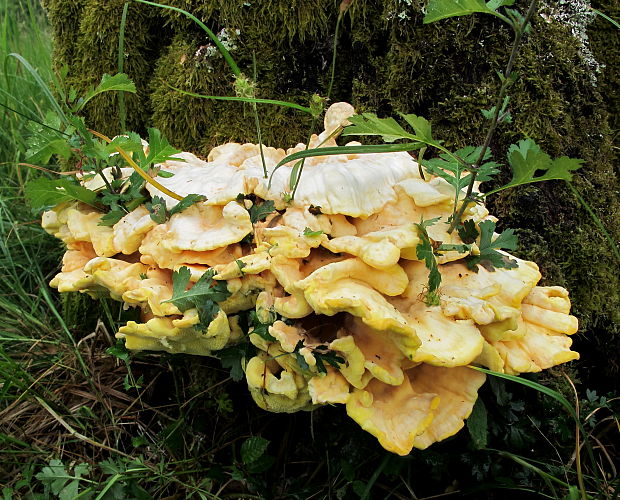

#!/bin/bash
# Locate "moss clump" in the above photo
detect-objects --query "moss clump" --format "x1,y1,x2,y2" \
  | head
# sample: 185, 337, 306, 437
43, 0, 169, 136
148, 35, 318, 155
589, 0, 620, 130
44, 0, 620, 384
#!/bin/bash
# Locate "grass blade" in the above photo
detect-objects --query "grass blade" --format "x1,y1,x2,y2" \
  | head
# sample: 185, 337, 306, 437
133, 0, 241, 76
591, 8, 620, 29
117, 1, 130, 132
566, 181, 620, 264
168, 85, 313, 114
470, 366, 576, 418
8, 53, 68, 126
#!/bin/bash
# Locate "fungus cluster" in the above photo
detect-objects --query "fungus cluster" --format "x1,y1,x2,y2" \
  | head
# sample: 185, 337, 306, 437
42, 103, 579, 455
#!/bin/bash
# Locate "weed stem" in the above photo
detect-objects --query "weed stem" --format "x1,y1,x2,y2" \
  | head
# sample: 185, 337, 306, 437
448, 0, 538, 233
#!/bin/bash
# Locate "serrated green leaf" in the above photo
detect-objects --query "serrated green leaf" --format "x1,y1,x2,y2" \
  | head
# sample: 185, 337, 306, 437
314, 349, 345, 373
145, 196, 167, 223
424, 145, 500, 194
481, 95, 512, 123
168, 194, 207, 217
196, 300, 220, 330
164, 266, 192, 310
26, 138, 72, 164
98, 208, 126, 226
399, 113, 436, 143
417, 216, 441, 230
249, 200, 276, 223
25, 177, 98, 211
414, 218, 442, 305
240, 436, 270, 464
36, 460, 91, 500
486, 139, 583, 195
457, 219, 479, 244
423, 0, 512, 23
294, 341, 311, 371
106, 340, 130, 361
164, 268, 230, 327
467, 398, 488, 449
145, 128, 183, 167
343, 113, 413, 143
76, 73, 136, 112
249, 310, 276, 342
218, 343, 253, 381
465, 220, 518, 271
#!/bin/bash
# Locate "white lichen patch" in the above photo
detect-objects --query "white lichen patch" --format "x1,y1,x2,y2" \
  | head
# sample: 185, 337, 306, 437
540, 0, 601, 85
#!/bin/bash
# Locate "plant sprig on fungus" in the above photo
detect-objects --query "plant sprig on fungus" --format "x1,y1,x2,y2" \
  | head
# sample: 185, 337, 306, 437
266, 0, 583, 299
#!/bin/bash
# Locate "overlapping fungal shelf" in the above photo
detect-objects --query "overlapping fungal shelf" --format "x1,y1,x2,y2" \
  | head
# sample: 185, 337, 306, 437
42, 103, 579, 455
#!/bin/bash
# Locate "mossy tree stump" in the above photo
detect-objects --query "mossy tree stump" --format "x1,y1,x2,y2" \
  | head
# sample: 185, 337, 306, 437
42, 0, 620, 387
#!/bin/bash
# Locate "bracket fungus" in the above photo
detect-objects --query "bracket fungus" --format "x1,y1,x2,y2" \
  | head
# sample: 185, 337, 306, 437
42, 103, 579, 456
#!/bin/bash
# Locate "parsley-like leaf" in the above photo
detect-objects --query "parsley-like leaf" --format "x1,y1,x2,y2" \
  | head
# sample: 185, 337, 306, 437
399, 113, 437, 144
485, 139, 583, 196
465, 220, 518, 272
144, 194, 206, 224
98, 208, 126, 226
35, 459, 91, 499
457, 219, 479, 244
26, 138, 73, 165
168, 194, 207, 217
294, 341, 311, 371
249, 310, 276, 342
313, 348, 345, 374
293, 342, 345, 374
424, 146, 501, 193
249, 200, 276, 223
75, 73, 136, 112
145, 196, 167, 224
343, 112, 445, 152
196, 300, 221, 330
344, 113, 412, 143
218, 343, 254, 381
163, 267, 231, 328
414, 217, 442, 306
481, 95, 512, 124
145, 128, 183, 166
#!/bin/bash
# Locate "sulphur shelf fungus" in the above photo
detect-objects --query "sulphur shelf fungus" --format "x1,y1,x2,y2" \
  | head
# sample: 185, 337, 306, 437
41, 102, 579, 456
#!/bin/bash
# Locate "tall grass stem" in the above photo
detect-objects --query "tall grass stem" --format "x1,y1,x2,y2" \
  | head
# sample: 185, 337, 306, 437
117, 1, 130, 132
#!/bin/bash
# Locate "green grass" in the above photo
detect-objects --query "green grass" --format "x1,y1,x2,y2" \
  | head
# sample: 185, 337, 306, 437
0, 1, 618, 499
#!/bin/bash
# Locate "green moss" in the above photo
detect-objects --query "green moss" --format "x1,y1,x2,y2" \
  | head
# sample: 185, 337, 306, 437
590, 0, 620, 130
155, 0, 332, 44
43, 0, 168, 135
41, 0, 87, 68
61, 291, 101, 332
